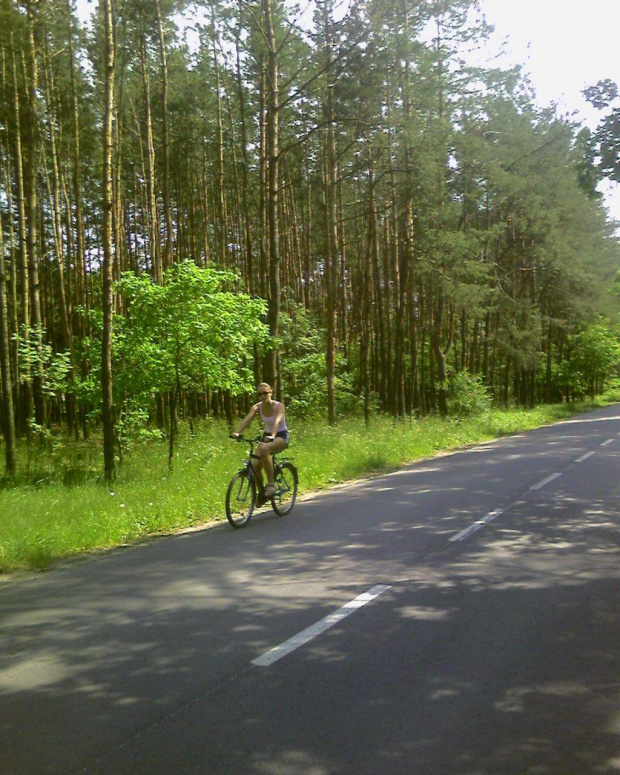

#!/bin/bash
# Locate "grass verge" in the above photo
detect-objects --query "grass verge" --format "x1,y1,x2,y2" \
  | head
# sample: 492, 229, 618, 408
0, 399, 611, 574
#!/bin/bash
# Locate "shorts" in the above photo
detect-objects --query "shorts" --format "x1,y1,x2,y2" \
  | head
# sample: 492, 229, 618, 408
264, 430, 289, 447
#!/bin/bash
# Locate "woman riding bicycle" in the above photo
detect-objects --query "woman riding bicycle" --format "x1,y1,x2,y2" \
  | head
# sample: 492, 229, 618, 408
231, 382, 289, 499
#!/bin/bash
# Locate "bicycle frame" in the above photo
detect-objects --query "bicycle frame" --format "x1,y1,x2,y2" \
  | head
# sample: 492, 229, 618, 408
234, 435, 290, 485
227, 434, 298, 527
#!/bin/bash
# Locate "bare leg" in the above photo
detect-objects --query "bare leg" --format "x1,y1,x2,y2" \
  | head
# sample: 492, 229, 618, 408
263, 454, 275, 487
259, 437, 287, 486
252, 457, 264, 489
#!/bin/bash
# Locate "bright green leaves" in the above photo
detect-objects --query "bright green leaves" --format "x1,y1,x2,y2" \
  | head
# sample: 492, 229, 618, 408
568, 319, 620, 397
115, 262, 268, 402
15, 326, 72, 398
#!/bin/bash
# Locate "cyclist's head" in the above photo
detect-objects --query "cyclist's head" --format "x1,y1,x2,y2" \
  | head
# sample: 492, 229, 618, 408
257, 382, 272, 398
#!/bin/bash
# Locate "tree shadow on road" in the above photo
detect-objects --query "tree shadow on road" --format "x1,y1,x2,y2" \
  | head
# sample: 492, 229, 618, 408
1, 439, 620, 774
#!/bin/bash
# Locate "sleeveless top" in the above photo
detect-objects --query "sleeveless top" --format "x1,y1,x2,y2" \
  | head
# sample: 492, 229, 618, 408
259, 401, 288, 435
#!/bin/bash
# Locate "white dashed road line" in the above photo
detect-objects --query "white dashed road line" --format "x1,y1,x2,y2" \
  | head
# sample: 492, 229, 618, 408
529, 472, 562, 491
252, 585, 392, 667
256, 438, 614, 667
449, 508, 505, 543
452, 441, 613, 546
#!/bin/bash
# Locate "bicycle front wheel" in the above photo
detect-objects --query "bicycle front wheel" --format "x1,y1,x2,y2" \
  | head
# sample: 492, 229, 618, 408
271, 462, 298, 516
226, 470, 256, 528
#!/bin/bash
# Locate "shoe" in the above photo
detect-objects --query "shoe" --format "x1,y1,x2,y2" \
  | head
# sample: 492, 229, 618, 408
264, 484, 276, 499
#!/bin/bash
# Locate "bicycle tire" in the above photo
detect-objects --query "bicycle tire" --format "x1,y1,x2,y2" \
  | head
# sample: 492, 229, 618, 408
226, 470, 256, 528
271, 462, 298, 516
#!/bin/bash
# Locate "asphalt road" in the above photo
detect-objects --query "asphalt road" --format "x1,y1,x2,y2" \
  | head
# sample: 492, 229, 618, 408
2, 405, 620, 775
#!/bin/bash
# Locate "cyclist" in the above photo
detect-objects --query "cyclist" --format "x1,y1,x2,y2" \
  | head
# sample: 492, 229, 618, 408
231, 382, 289, 499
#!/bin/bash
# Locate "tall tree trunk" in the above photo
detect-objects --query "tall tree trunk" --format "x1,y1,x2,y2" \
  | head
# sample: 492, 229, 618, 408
155, 0, 173, 271
394, 0, 414, 417
235, 0, 254, 295
322, 0, 338, 425
140, 36, 161, 283
409, 271, 420, 413
42, 39, 71, 357
361, 166, 375, 426
24, 2, 45, 427
11, 37, 31, 431
368, 159, 386, 409
65, 0, 90, 437
113, 25, 128, 285
2, 45, 21, 434
101, 0, 116, 483
431, 289, 448, 414
65, 0, 87, 325
545, 314, 552, 403
258, 61, 267, 300
381, 212, 394, 412
0, 219, 16, 476
430, 11, 449, 416
11, 39, 29, 332
211, 9, 227, 268
263, 0, 279, 388
2, 156, 20, 433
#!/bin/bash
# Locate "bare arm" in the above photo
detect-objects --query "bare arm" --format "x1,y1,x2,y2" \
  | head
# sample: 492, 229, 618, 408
232, 403, 259, 436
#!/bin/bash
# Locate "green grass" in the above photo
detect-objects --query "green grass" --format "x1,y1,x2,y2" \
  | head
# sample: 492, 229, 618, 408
0, 400, 611, 574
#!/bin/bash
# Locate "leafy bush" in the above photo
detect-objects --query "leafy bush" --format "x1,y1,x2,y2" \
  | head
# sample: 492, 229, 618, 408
446, 372, 491, 417
602, 378, 620, 403
540, 320, 620, 401
567, 320, 620, 397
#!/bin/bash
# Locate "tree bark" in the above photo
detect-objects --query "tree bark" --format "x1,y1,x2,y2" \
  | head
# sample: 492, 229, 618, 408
211, 8, 227, 268
101, 0, 116, 483
0, 220, 17, 476
42, 39, 71, 357
139, 36, 161, 283
322, 0, 338, 425
65, 0, 87, 325
24, 2, 45, 427
155, 0, 173, 271
263, 0, 279, 388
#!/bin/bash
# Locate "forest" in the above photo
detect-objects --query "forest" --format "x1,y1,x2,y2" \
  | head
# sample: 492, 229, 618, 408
1, 0, 620, 483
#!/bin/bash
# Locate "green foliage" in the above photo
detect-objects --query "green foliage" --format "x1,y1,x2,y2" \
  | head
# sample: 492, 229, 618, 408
568, 319, 620, 395
2, 0, 619, 455
116, 403, 164, 447
602, 379, 620, 403
540, 319, 620, 400
446, 372, 492, 417
537, 359, 577, 401
70, 308, 105, 416
584, 79, 620, 183
15, 327, 72, 397
278, 304, 363, 418
116, 262, 268, 399
69, 265, 269, 444
574, 127, 604, 200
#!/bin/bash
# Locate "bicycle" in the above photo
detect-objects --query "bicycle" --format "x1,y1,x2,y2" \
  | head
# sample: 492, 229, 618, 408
226, 434, 299, 528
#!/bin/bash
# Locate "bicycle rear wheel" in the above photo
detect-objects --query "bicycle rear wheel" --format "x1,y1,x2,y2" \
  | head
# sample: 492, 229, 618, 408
226, 470, 256, 528
271, 462, 298, 516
